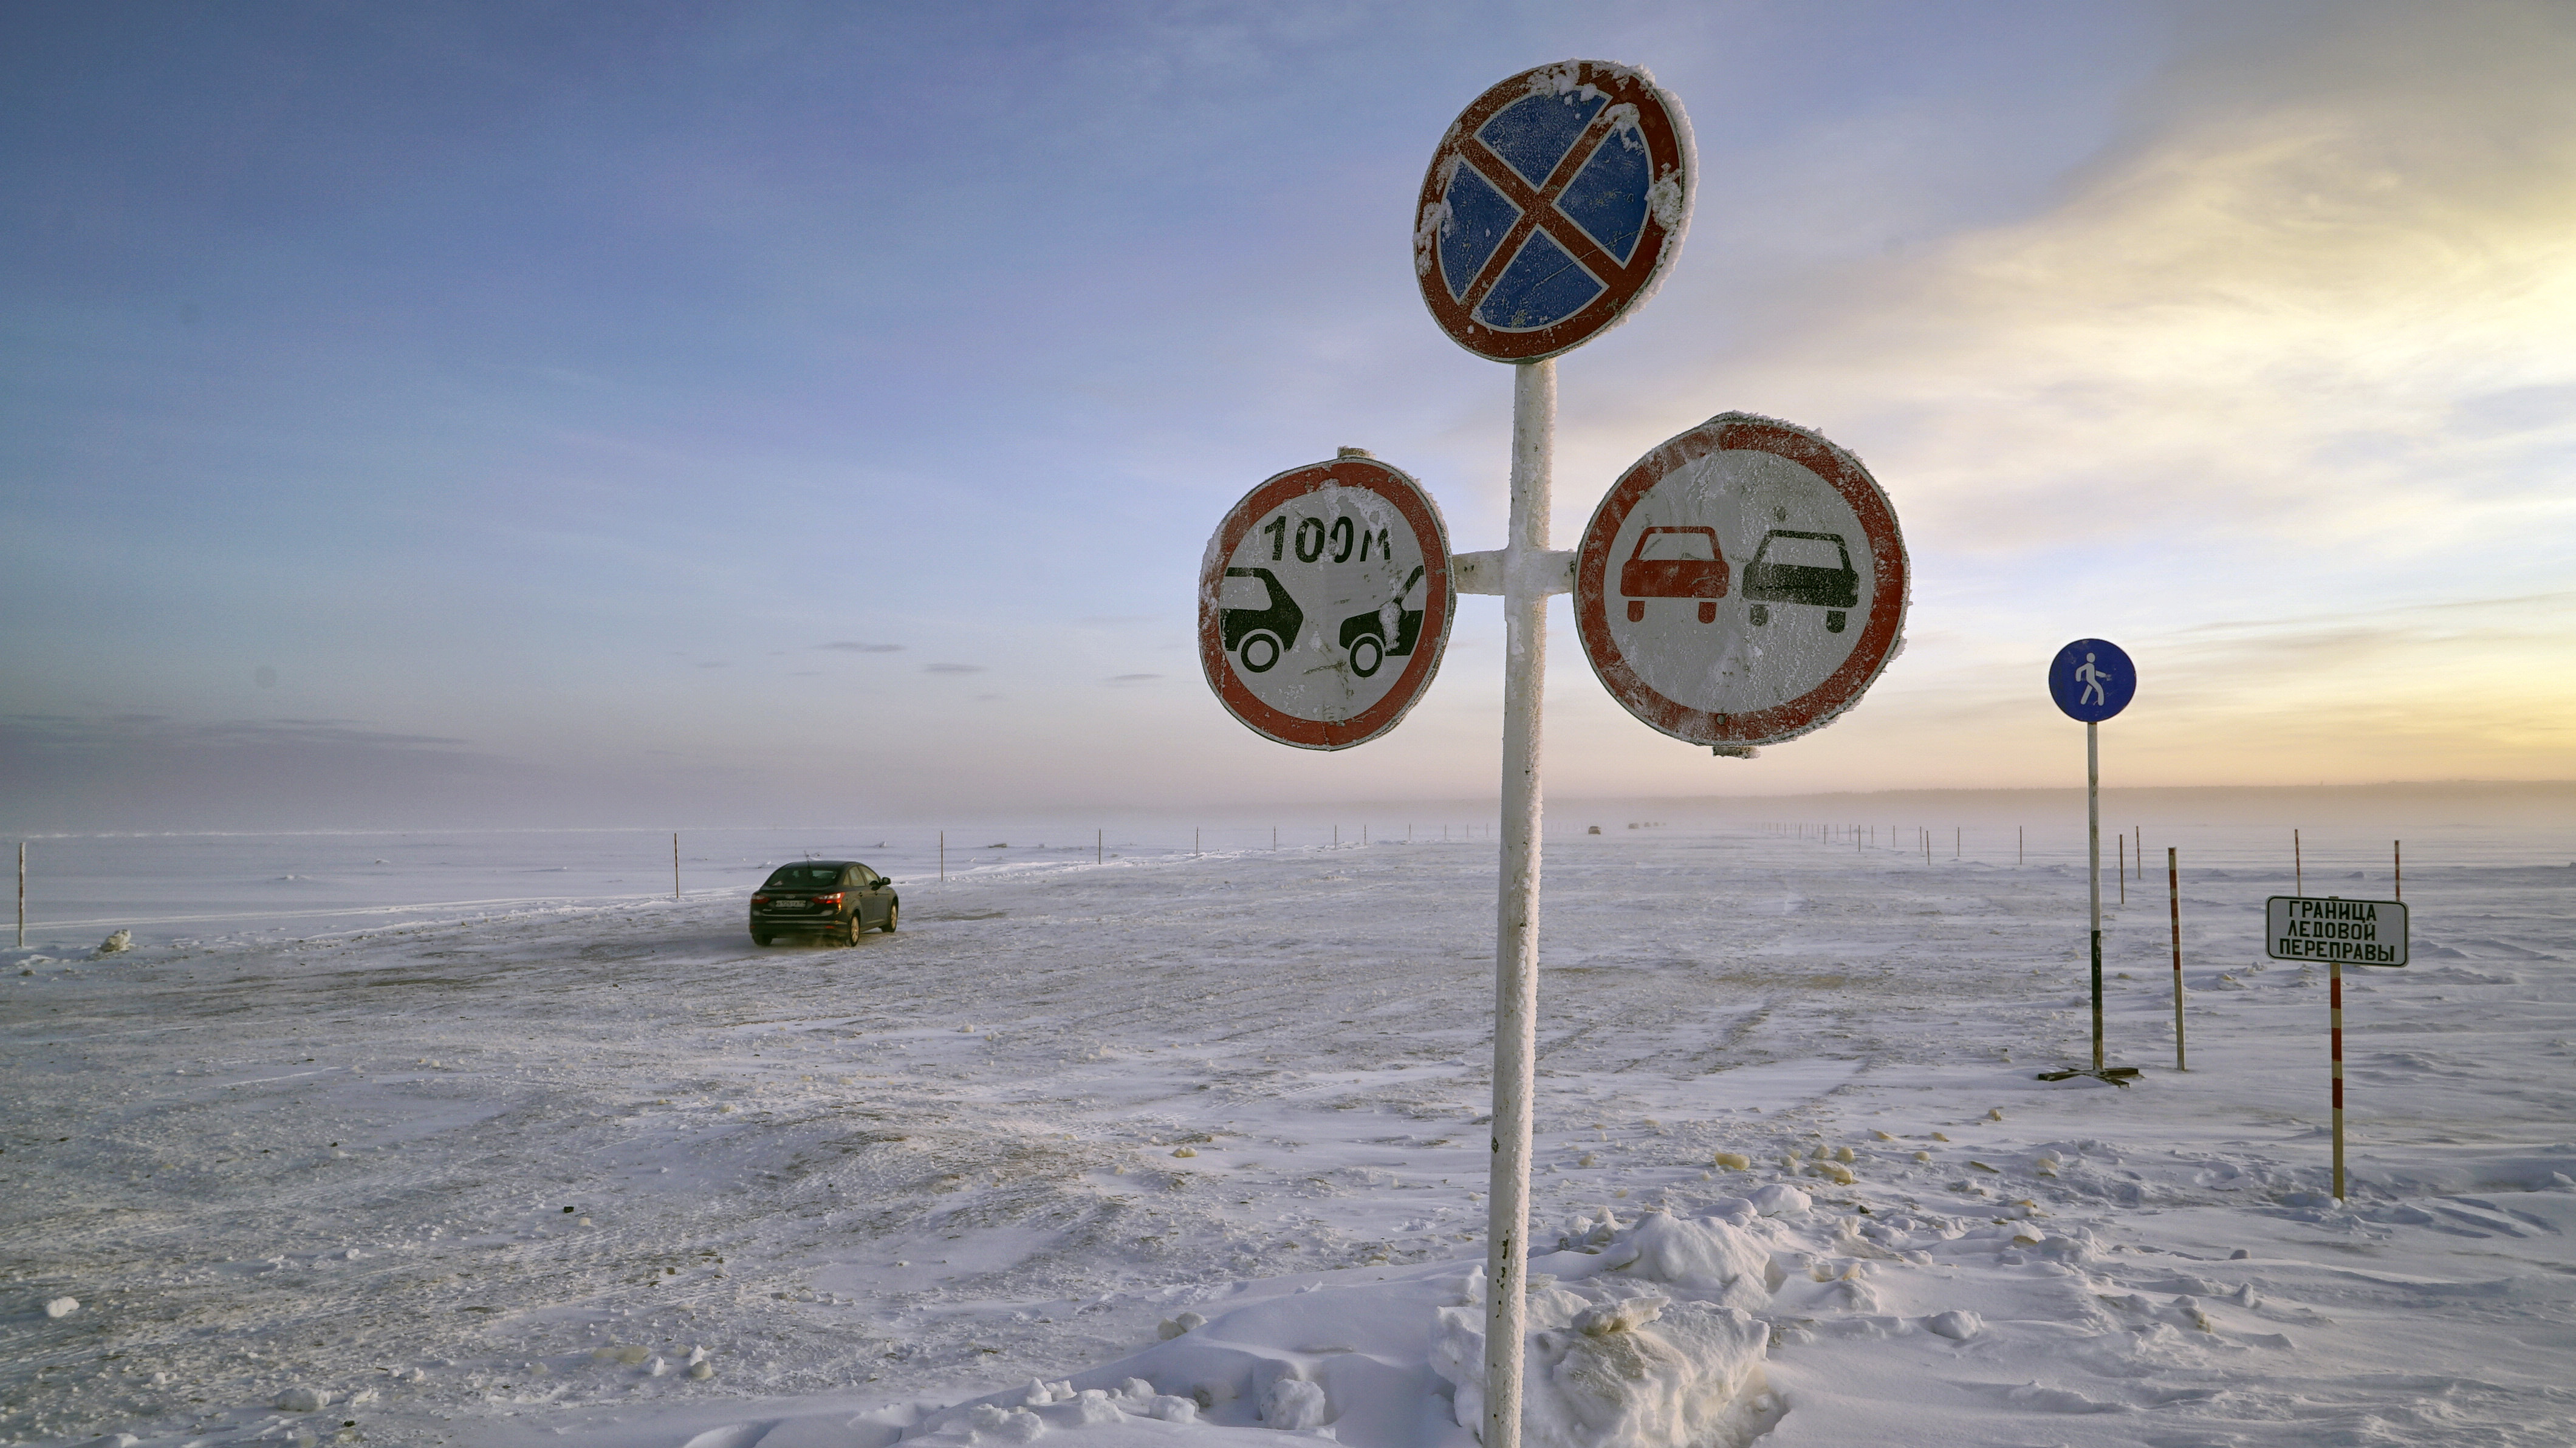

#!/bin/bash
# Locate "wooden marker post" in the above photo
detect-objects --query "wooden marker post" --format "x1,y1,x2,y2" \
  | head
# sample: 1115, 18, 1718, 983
673, 833, 680, 902
2393, 839, 2401, 900
2168, 846, 2185, 1070
2295, 828, 2303, 894
2119, 833, 2126, 905
16, 841, 23, 948
939, 830, 945, 881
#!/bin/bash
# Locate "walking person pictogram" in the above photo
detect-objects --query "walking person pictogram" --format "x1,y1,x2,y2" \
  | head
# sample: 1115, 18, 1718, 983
2076, 651, 2110, 707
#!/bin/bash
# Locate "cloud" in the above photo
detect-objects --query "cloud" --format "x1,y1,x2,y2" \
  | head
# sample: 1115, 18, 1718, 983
820, 641, 905, 652
5, 714, 479, 753
924, 663, 984, 674
0, 713, 519, 830
1615, 1, 2576, 571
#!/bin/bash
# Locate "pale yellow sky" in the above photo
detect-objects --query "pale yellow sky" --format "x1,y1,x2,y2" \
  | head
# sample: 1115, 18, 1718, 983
1506, 0, 2576, 797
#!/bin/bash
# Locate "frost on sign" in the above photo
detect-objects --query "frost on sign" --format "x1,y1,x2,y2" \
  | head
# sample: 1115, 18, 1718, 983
1198, 457, 1452, 751
1575, 413, 1908, 748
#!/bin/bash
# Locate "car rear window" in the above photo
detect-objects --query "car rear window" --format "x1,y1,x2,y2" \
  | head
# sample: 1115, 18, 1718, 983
1761, 534, 1848, 570
764, 866, 844, 889
1635, 530, 1717, 561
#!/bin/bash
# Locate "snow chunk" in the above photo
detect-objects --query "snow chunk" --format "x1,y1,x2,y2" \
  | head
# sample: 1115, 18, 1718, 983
1745, 1184, 1809, 1216
1433, 1263, 1767, 1448
1261, 1377, 1332, 1430
273, 1387, 328, 1412
43, 1296, 78, 1318
1925, 1310, 1982, 1340
1595, 1211, 1773, 1311
94, 929, 132, 956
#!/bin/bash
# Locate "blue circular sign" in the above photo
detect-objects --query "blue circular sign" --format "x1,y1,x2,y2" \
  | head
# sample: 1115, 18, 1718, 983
2049, 638, 2135, 723
1414, 60, 1693, 363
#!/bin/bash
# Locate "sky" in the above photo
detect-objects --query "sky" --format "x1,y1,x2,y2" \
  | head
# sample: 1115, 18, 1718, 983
3, 0, 2571, 831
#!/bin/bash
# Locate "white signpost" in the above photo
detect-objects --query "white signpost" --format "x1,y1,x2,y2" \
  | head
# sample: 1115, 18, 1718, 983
1414, 61, 1693, 1448
2268, 894, 2407, 1200
2043, 638, 2139, 1084
1201, 60, 1904, 1448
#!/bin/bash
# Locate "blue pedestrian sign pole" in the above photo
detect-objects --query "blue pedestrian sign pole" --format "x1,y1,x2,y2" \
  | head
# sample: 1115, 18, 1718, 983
2048, 638, 2136, 1082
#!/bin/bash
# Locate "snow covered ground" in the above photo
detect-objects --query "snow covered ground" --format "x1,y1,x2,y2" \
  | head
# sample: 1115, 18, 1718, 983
5, 807, 2572, 1447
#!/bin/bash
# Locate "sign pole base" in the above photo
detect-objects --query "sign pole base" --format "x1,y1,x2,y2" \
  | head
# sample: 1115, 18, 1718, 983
2036, 1066, 2141, 1085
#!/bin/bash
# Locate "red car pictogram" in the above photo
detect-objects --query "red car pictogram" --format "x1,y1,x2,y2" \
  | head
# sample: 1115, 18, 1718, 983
1620, 526, 1728, 623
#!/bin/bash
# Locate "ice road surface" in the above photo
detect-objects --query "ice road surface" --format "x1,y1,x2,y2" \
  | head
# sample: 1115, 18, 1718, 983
5, 821, 2572, 1447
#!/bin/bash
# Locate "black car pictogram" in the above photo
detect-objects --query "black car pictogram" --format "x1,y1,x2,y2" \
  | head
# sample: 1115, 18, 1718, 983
1743, 529, 1858, 632
1337, 565, 1427, 678
1220, 567, 1303, 673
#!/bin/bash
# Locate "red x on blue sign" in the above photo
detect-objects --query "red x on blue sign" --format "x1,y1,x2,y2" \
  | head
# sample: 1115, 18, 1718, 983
1414, 60, 1694, 363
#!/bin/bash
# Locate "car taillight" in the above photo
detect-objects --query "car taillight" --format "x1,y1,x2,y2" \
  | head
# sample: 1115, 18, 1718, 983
812, 892, 844, 906
750, 894, 770, 904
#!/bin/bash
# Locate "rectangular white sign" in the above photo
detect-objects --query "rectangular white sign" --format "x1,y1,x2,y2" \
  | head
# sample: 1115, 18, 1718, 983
2266, 895, 2408, 967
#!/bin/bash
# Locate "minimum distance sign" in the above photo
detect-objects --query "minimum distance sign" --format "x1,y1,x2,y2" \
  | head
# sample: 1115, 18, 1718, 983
1414, 60, 1693, 363
1199, 455, 1453, 750
1575, 412, 1908, 748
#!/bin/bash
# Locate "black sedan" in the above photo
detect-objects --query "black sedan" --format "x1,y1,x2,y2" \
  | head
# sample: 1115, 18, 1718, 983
748, 861, 899, 946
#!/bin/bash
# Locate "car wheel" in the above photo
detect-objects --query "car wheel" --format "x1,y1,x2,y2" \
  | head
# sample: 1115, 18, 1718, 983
1239, 632, 1281, 672
843, 914, 865, 946
752, 932, 772, 946
1349, 635, 1383, 678
880, 901, 899, 934
1749, 604, 1769, 626
1825, 610, 1846, 633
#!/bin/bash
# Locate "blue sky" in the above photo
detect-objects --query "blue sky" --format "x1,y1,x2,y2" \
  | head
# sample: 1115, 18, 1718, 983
4, 1, 2570, 829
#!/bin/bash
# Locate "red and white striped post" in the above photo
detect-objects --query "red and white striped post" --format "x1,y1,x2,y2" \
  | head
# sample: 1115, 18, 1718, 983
2331, 957, 2346, 1199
